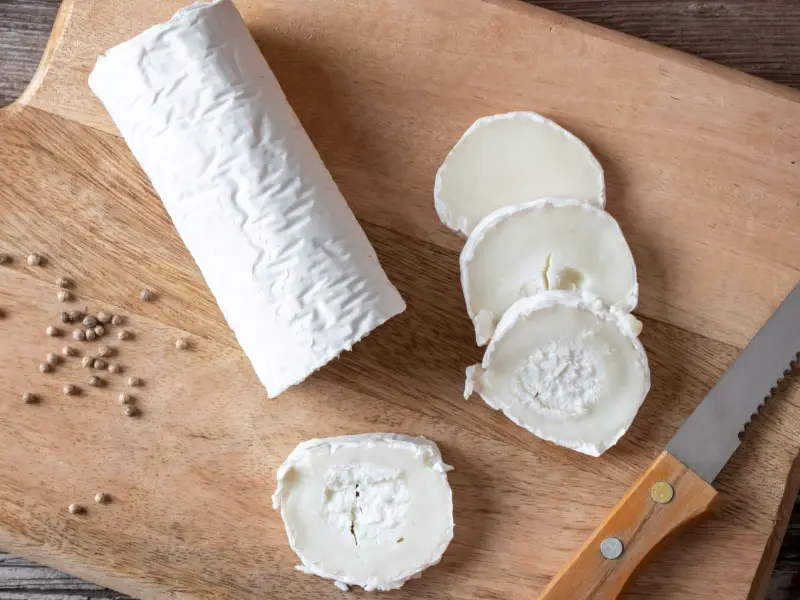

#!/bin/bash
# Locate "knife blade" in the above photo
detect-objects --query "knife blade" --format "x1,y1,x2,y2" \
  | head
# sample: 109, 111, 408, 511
539, 282, 800, 600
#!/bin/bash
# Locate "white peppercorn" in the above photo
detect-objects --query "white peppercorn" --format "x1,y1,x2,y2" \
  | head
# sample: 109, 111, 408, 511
68, 503, 85, 515
84, 328, 96, 341
39, 362, 52, 373
93, 359, 107, 370
27, 253, 42, 266
46, 353, 59, 366
94, 325, 105, 336
56, 276, 71, 288
0, 252, 9, 265
73, 328, 86, 341
128, 376, 142, 387
57, 290, 72, 302
68, 310, 83, 321
118, 392, 134, 405
139, 288, 153, 302
96, 310, 111, 324
111, 314, 123, 326
81, 356, 93, 369
94, 492, 111, 505
60, 311, 71, 323
61, 346, 76, 357
107, 363, 121, 374
88, 375, 104, 387
117, 329, 132, 341
97, 345, 112, 357
63, 384, 79, 396
175, 337, 189, 350
45, 326, 60, 337
22, 392, 39, 404
124, 405, 140, 418
82, 315, 97, 328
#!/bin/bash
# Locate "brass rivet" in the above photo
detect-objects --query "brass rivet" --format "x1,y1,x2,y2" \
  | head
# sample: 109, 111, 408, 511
650, 481, 674, 504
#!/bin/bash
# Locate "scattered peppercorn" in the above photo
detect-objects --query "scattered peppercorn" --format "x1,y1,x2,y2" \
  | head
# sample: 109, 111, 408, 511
57, 290, 72, 302
46, 353, 59, 366
93, 359, 107, 370
175, 337, 189, 350
73, 329, 86, 341
107, 363, 121, 374
62, 346, 76, 357
117, 329, 132, 341
45, 326, 60, 337
111, 315, 123, 326
0, 253, 9, 265
128, 376, 142, 387
94, 492, 111, 505
81, 356, 94, 368
88, 375, 104, 387
139, 288, 153, 302
56, 276, 71, 288
68, 310, 83, 321
22, 392, 39, 404
96, 310, 111, 324
63, 384, 79, 396
124, 405, 140, 418
68, 503, 85, 515
84, 329, 97, 341
83, 315, 98, 328
97, 345, 112, 357
39, 362, 52, 373
60, 311, 71, 323
118, 392, 134, 405
94, 325, 105, 336
27, 253, 42, 266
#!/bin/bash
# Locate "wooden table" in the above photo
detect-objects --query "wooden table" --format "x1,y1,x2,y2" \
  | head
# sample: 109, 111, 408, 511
1, 1, 799, 598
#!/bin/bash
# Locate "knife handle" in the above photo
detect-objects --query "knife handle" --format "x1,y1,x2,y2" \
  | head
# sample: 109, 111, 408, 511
538, 451, 719, 600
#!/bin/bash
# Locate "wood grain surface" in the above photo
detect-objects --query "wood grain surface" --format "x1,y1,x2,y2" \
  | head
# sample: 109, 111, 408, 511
0, 1, 799, 599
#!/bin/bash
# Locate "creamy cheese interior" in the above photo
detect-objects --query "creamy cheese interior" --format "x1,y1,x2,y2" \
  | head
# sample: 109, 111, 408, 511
273, 434, 454, 591
462, 198, 637, 345
467, 293, 649, 456
435, 112, 605, 235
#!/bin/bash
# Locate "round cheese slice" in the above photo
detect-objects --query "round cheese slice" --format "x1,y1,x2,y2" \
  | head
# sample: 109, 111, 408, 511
272, 434, 454, 591
465, 292, 650, 456
461, 198, 638, 345
434, 112, 606, 236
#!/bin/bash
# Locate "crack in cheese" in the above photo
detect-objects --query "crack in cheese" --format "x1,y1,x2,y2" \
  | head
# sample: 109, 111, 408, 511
273, 434, 454, 591
88, 0, 405, 398
461, 198, 638, 345
434, 112, 606, 236
465, 292, 650, 456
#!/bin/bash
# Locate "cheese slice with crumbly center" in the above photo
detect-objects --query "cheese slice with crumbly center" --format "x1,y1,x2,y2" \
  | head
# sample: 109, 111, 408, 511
465, 292, 649, 456
273, 434, 454, 591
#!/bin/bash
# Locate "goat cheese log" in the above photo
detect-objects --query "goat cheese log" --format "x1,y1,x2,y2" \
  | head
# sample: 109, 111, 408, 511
88, 0, 405, 397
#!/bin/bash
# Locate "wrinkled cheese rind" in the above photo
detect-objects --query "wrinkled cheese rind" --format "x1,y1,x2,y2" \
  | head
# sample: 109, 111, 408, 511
461, 198, 638, 345
273, 433, 454, 591
434, 112, 606, 236
88, 0, 405, 398
465, 292, 650, 456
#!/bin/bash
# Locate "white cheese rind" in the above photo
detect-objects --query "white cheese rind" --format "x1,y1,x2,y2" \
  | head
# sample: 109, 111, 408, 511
461, 198, 638, 345
273, 433, 454, 591
434, 112, 606, 236
88, 0, 405, 398
465, 292, 650, 456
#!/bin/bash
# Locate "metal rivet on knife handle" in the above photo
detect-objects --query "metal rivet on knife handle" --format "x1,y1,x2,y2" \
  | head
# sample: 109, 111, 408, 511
599, 537, 623, 560
650, 481, 674, 504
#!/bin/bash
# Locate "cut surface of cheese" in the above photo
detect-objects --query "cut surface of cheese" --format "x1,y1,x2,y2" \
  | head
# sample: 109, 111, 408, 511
272, 434, 454, 591
465, 292, 649, 456
88, 0, 405, 398
434, 112, 605, 236
462, 198, 638, 345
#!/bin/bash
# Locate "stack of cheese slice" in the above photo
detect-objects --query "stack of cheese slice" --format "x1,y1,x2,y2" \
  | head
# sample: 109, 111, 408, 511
436, 112, 650, 456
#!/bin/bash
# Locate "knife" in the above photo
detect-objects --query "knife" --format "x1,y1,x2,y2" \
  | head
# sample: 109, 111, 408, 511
539, 282, 800, 600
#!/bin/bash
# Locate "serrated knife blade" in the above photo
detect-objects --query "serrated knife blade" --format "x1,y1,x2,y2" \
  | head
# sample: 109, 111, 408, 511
666, 282, 800, 483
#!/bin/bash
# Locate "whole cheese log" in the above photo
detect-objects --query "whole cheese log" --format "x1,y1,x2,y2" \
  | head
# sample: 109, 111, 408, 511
88, 0, 405, 397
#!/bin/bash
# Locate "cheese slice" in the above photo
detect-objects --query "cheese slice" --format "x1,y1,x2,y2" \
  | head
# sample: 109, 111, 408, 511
88, 0, 405, 398
273, 434, 454, 591
462, 198, 638, 345
465, 292, 650, 456
434, 112, 605, 236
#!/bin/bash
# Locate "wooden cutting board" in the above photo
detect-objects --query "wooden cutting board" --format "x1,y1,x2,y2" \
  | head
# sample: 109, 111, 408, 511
1, 0, 799, 598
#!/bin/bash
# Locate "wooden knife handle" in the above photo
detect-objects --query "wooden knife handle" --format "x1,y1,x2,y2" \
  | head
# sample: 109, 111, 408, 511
538, 451, 719, 600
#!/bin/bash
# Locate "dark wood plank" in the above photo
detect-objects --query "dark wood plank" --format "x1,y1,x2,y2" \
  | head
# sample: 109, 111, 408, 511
0, 1, 798, 599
